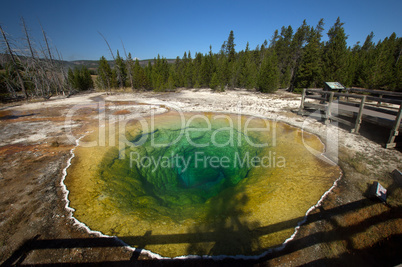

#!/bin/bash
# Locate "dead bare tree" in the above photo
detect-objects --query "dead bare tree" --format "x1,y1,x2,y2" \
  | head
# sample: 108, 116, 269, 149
99, 31, 124, 89
1, 19, 67, 101
39, 21, 65, 98
21, 17, 46, 98
3, 64, 17, 98
0, 24, 28, 100
98, 32, 115, 60
20, 18, 54, 99
55, 47, 68, 96
21, 17, 37, 61
40, 23, 56, 97
37, 43, 54, 98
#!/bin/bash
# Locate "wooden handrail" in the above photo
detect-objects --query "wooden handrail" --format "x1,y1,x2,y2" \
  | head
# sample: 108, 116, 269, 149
305, 89, 402, 105
298, 88, 402, 148
347, 88, 402, 97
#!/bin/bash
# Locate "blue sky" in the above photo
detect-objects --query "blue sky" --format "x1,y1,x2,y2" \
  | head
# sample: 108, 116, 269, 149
0, 0, 401, 61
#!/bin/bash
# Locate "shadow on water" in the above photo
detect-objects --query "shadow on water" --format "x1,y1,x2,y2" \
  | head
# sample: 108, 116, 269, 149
118, 184, 261, 257
3, 198, 402, 266
184, 186, 261, 256
0, 111, 37, 120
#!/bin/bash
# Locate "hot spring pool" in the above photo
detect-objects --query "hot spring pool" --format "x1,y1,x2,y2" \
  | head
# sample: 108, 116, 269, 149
64, 111, 341, 258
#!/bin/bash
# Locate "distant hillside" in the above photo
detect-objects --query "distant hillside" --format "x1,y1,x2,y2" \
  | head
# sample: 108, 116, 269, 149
68, 58, 176, 70
0, 53, 175, 71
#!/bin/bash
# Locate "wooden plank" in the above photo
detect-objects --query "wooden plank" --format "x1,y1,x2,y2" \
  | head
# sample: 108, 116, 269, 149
367, 96, 402, 105
337, 100, 362, 108
306, 88, 324, 93
325, 92, 334, 125
348, 88, 402, 97
333, 92, 365, 99
385, 142, 397, 149
301, 87, 402, 148
386, 104, 402, 148
392, 169, 402, 187
330, 116, 354, 127
304, 102, 327, 111
364, 105, 399, 116
361, 114, 396, 128
351, 96, 366, 134
306, 89, 402, 103
298, 112, 325, 120
308, 87, 402, 98
377, 94, 383, 106
298, 88, 306, 115
305, 95, 327, 101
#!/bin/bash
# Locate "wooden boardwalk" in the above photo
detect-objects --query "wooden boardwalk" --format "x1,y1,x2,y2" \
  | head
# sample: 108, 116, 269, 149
298, 88, 402, 148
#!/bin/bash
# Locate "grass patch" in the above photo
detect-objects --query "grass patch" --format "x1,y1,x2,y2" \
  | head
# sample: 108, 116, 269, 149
339, 150, 370, 175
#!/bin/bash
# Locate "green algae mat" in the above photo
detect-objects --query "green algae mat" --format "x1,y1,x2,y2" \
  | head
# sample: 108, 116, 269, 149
64, 111, 341, 258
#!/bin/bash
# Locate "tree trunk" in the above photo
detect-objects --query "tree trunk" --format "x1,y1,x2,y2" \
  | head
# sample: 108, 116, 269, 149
0, 25, 28, 100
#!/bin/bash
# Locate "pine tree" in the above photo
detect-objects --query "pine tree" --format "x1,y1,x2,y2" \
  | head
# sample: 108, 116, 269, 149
73, 68, 82, 89
294, 20, 325, 89
345, 42, 360, 87
173, 56, 183, 87
323, 17, 349, 83
395, 55, 402, 91
110, 69, 118, 88
167, 69, 175, 90
133, 59, 143, 89
185, 51, 193, 88
82, 66, 94, 90
150, 55, 170, 91
193, 52, 203, 87
275, 25, 294, 88
115, 50, 127, 88
209, 72, 219, 90
200, 53, 211, 87
126, 52, 135, 89
269, 30, 280, 49
355, 32, 375, 88
67, 69, 75, 89
369, 35, 398, 89
226, 30, 236, 62
245, 56, 258, 89
394, 36, 402, 91
288, 20, 310, 91
132, 59, 149, 89
0, 71, 7, 95
237, 45, 249, 88
97, 56, 113, 92
145, 61, 153, 89
68, 66, 93, 91
257, 51, 279, 93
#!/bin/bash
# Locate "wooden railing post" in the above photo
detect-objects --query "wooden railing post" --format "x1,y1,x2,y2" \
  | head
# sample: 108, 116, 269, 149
377, 94, 383, 107
325, 92, 334, 125
351, 96, 366, 134
386, 104, 402, 148
298, 88, 306, 115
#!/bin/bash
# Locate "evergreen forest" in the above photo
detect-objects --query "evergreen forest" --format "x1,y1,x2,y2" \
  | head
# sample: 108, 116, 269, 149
1, 17, 401, 101
96, 17, 402, 93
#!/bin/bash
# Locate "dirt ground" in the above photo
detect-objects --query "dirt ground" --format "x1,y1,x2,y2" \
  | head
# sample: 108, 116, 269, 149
0, 88, 401, 266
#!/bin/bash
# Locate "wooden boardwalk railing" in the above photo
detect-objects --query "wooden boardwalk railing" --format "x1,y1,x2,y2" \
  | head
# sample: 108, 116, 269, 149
298, 88, 402, 148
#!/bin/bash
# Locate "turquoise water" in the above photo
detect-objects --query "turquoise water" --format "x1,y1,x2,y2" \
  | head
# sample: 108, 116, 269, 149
98, 121, 261, 220
65, 112, 341, 257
